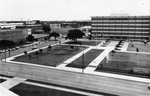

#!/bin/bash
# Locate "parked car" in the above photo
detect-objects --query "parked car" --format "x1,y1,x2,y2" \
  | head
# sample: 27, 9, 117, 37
32, 45, 38, 50
148, 84, 150, 89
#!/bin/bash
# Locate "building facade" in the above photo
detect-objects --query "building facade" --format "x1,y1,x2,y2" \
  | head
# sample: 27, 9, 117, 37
91, 16, 150, 41
16, 25, 42, 34
0, 29, 28, 43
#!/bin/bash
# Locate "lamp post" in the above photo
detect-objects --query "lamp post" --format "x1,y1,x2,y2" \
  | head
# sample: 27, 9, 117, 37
4, 46, 6, 62
82, 52, 84, 73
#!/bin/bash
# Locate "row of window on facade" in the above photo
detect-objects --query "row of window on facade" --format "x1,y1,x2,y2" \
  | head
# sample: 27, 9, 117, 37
92, 27, 149, 29
92, 33, 149, 35
92, 20, 150, 22
91, 23, 150, 26
94, 34, 149, 37
92, 31, 149, 33
92, 22, 150, 24
91, 17, 150, 20
92, 29, 149, 31
92, 24, 150, 28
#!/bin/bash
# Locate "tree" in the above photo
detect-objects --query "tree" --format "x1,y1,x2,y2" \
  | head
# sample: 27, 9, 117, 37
66, 29, 85, 42
70, 46, 74, 50
49, 32, 60, 41
18, 40, 25, 46
136, 48, 139, 52
24, 51, 28, 57
42, 23, 51, 34
35, 51, 39, 58
0, 40, 15, 58
24, 51, 27, 55
39, 49, 43, 54
26, 35, 34, 43
47, 45, 52, 51
88, 33, 92, 40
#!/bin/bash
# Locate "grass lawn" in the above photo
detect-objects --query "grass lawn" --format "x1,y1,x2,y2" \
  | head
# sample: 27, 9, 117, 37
10, 83, 86, 96
67, 49, 104, 69
13, 45, 87, 67
127, 42, 150, 53
96, 52, 150, 77
64, 40, 102, 46
0, 79, 6, 83
54, 28, 77, 36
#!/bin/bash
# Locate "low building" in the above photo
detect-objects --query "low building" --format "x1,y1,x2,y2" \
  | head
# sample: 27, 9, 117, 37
16, 24, 42, 34
0, 29, 29, 43
32, 34, 49, 42
79, 26, 91, 36
0, 23, 24, 29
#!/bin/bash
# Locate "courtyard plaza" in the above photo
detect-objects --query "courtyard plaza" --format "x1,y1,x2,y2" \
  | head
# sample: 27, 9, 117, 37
1, 39, 150, 96
2, 39, 150, 82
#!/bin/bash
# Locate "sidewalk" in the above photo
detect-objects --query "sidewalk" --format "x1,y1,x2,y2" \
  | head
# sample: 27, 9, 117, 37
1, 77, 26, 89
0, 85, 19, 96
84, 48, 112, 72
121, 42, 129, 51
56, 47, 92, 69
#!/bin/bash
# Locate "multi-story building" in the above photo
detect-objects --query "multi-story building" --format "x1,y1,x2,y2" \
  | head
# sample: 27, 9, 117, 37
91, 16, 150, 41
0, 29, 29, 43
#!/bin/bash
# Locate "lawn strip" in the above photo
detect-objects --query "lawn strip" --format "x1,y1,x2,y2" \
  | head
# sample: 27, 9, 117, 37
95, 51, 150, 78
0, 79, 6, 83
0, 74, 14, 78
25, 79, 118, 96
127, 43, 150, 53
66, 49, 103, 69
10, 83, 86, 96
12, 45, 87, 67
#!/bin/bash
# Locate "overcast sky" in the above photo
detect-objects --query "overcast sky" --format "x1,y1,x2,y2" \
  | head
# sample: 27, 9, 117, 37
0, 0, 150, 21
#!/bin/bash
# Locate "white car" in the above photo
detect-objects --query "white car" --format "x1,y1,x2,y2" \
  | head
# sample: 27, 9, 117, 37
148, 84, 150, 89
32, 45, 38, 50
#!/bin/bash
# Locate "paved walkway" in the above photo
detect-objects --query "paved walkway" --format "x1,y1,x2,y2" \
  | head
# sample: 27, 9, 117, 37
121, 42, 129, 51
0, 85, 19, 96
84, 48, 112, 73
1, 77, 26, 89
56, 47, 92, 69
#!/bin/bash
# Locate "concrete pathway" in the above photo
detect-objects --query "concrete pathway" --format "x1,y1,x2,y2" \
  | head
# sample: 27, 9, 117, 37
121, 42, 129, 51
56, 47, 92, 69
1, 77, 26, 89
84, 48, 112, 73
0, 85, 19, 96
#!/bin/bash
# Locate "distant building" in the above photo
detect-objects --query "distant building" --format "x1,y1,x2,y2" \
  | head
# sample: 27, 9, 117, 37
32, 34, 49, 42
91, 16, 150, 41
110, 13, 130, 16
79, 26, 91, 36
16, 24, 42, 34
0, 29, 29, 43
61, 23, 79, 28
0, 23, 24, 29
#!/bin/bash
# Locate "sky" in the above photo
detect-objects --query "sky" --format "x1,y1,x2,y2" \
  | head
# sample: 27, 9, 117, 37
0, 0, 150, 21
